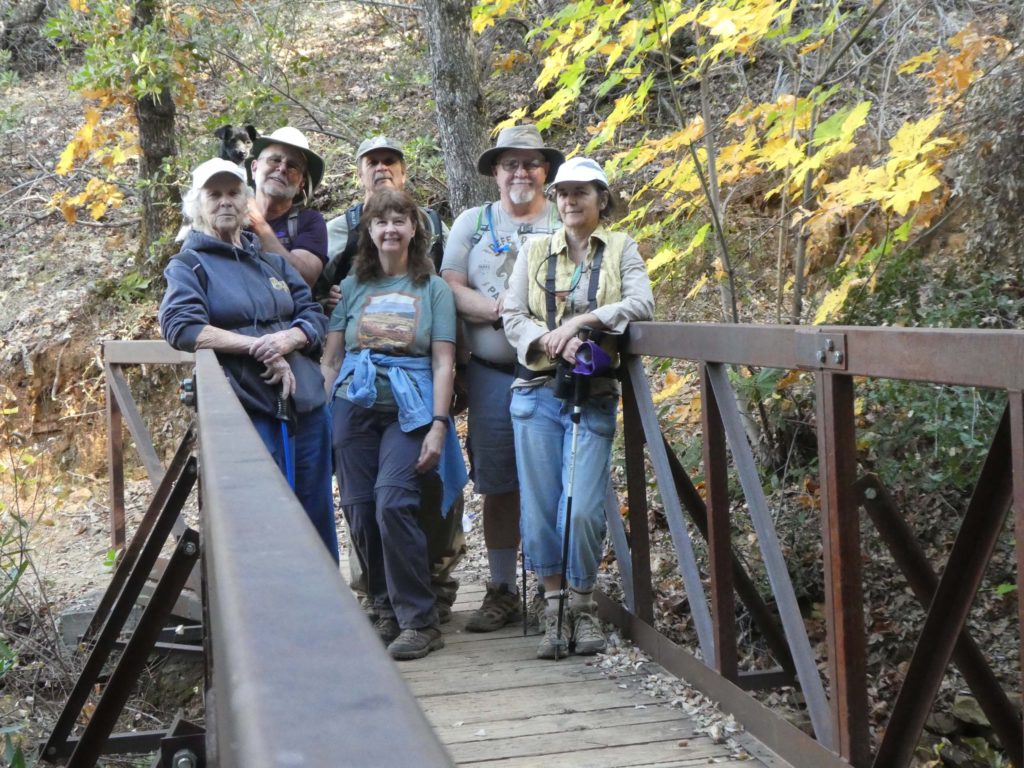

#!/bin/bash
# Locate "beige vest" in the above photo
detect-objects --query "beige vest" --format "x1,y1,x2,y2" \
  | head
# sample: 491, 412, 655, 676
523, 226, 627, 371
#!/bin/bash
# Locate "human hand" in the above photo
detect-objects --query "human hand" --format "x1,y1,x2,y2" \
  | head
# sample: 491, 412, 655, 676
538, 319, 583, 360
325, 285, 342, 315
415, 422, 445, 473
246, 199, 269, 232
261, 357, 296, 399
250, 330, 303, 364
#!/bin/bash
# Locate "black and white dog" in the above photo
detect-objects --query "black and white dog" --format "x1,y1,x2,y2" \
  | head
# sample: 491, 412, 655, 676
214, 124, 258, 165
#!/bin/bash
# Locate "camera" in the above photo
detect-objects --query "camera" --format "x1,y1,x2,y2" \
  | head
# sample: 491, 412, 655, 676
552, 358, 575, 400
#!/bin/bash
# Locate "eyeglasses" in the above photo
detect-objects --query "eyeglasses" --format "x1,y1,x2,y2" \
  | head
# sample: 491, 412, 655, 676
497, 158, 546, 173
260, 153, 305, 175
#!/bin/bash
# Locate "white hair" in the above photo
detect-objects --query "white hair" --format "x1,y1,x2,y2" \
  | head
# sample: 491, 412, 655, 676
176, 179, 253, 241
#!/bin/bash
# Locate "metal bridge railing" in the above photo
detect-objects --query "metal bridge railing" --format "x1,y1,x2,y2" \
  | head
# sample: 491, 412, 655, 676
82, 341, 451, 767
604, 323, 1024, 768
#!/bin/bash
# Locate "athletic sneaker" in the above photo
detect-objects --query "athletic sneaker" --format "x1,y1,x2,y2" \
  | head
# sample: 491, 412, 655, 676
537, 604, 572, 659
571, 607, 607, 655
388, 627, 445, 660
466, 582, 521, 632
373, 616, 400, 645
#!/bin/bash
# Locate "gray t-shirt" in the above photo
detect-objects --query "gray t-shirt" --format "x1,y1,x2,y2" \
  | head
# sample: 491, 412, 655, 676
440, 201, 561, 363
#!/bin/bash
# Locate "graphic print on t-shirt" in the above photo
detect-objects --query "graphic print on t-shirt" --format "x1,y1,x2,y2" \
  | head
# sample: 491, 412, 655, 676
356, 291, 420, 353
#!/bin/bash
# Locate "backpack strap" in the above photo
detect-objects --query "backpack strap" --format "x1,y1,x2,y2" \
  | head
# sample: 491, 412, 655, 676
313, 203, 362, 301
544, 241, 605, 331
469, 202, 491, 247
425, 206, 445, 272
287, 206, 300, 244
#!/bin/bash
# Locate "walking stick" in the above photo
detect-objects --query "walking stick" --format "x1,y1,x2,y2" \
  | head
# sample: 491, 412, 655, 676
275, 393, 296, 490
554, 365, 589, 660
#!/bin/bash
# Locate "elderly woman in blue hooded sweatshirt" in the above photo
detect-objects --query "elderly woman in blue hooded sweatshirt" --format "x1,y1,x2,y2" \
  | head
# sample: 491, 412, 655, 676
159, 158, 339, 562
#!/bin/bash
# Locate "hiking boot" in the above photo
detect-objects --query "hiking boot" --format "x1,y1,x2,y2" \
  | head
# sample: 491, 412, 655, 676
388, 626, 445, 660
466, 582, 521, 632
373, 616, 400, 645
571, 607, 607, 655
528, 589, 546, 630
537, 604, 572, 659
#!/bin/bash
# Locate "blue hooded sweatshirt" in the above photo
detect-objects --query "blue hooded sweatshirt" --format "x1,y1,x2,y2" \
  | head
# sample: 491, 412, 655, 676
159, 230, 328, 416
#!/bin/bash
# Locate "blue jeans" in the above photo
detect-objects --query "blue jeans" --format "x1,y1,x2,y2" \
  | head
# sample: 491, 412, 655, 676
251, 405, 340, 563
510, 385, 617, 590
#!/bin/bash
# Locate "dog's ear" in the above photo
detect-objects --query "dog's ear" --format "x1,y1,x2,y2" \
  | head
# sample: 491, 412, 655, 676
245, 125, 258, 141
214, 124, 233, 140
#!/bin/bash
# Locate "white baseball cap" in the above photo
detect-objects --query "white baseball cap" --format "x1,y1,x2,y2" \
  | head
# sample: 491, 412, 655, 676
546, 156, 609, 193
191, 158, 246, 191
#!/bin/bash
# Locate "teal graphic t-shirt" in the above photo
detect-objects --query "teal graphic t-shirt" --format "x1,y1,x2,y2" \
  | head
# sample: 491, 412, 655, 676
329, 272, 456, 410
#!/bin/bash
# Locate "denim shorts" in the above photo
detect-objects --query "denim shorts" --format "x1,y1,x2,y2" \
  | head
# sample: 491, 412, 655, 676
466, 358, 518, 495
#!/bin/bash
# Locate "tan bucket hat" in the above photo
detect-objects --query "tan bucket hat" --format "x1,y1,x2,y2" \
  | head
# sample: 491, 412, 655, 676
476, 124, 564, 177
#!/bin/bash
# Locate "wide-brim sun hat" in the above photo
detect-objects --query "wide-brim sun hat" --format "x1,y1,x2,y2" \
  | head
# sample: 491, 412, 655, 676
356, 136, 405, 163
245, 126, 326, 202
477, 124, 565, 177
192, 157, 247, 191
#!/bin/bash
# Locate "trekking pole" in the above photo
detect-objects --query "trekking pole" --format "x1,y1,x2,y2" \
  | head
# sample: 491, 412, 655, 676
555, 361, 590, 660
275, 393, 296, 490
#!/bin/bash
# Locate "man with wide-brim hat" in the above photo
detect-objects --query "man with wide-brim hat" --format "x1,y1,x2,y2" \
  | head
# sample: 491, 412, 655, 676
246, 126, 329, 287
440, 124, 565, 633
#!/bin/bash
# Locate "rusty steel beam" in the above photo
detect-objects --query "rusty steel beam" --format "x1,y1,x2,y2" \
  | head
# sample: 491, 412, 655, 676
194, 350, 451, 768
701, 363, 737, 680
106, 378, 126, 549
816, 372, 869, 766
103, 339, 195, 365
105, 362, 164, 490
873, 410, 1014, 768
707, 363, 834, 749
41, 456, 196, 764
622, 362, 655, 624
661, 437, 796, 677
626, 323, 1024, 389
857, 474, 1022, 763
594, 592, 851, 768
83, 428, 195, 643
1008, 391, 1024, 768
604, 482, 635, 612
626, 356, 716, 663
68, 529, 201, 767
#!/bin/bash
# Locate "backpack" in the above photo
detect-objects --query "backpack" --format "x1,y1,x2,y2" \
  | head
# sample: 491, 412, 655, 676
314, 203, 445, 302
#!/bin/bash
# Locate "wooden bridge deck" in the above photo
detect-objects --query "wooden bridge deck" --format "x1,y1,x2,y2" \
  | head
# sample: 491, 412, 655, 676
399, 582, 791, 768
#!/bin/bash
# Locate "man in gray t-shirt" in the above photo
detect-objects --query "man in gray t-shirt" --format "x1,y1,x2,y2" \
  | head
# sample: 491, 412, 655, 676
441, 124, 564, 632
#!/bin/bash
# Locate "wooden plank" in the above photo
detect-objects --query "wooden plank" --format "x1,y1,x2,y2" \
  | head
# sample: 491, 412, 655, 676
448, 720, 700, 763
404, 664, 624, 697
458, 735, 730, 768
414, 679, 657, 724
429, 707, 686, 746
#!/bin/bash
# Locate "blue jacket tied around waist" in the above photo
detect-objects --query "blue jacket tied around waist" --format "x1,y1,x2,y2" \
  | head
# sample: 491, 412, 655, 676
335, 349, 467, 513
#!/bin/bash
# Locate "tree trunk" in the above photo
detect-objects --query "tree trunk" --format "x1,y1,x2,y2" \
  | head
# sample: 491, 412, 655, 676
133, 0, 179, 266
419, 0, 495, 215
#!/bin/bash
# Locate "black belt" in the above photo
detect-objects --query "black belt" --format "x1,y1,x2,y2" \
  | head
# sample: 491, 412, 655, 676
513, 363, 618, 381
470, 356, 516, 375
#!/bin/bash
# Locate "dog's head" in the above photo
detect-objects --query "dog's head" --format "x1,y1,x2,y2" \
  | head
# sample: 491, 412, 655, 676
214, 124, 258, 165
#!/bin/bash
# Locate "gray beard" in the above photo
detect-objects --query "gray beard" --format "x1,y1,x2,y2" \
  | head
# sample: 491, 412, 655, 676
509, 186, 535, 205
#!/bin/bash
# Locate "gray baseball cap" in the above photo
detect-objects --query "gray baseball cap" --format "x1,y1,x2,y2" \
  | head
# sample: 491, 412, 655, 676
477, 124, 564, 177
356, 136, 405, 163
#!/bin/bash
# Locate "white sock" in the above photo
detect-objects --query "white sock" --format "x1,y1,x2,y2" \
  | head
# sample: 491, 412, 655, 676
487, 548, 519, 592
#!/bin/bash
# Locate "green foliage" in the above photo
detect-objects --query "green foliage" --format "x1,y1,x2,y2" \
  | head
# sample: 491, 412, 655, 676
840, 253, 1024, 496
45, 0, 197, 102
